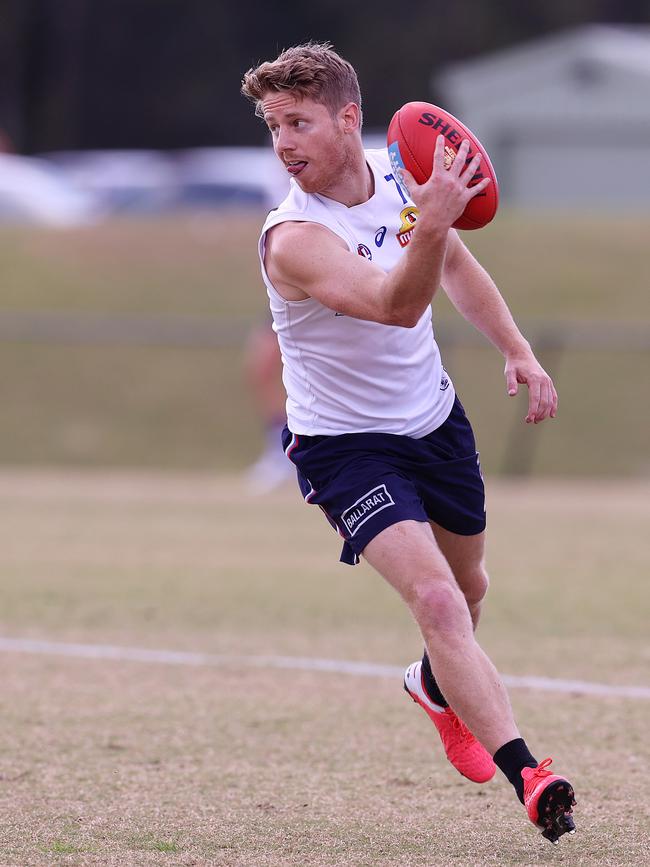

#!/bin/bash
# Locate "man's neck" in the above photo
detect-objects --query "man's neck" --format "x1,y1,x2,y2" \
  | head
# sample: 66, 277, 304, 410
316, 145, 374, 208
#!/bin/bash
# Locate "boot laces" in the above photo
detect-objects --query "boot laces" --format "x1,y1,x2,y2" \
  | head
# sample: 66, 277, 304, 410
450, 712, 472, 740
533, 757, 554, 778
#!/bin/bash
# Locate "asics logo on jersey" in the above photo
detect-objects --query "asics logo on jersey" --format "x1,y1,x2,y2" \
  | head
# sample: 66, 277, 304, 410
374, 226, 387, 247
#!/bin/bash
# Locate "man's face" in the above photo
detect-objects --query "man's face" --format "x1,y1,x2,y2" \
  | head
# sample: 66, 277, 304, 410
261, 92, 350, 194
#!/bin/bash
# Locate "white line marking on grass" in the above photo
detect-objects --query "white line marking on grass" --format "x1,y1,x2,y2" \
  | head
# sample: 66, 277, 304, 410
1, 636, 649, 700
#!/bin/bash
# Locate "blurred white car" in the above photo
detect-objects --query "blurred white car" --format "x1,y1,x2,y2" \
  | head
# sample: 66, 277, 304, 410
175, 147, 289, 210
49, 150, 179, 213
0, 153, 102, 226
0, 135, 387, 226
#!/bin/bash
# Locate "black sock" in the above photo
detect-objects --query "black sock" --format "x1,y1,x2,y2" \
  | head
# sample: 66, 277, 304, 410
493, 738, 538, 804
421, 650, 448, 708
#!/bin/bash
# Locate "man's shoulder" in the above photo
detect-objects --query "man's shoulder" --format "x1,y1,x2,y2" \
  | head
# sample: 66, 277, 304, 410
265, 182, 307, 218
262, 182, 327, 233
261, 185, 354, 252
266, 220, 347, 257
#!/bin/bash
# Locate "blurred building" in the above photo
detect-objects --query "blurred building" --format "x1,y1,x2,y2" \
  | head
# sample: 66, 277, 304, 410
437, 25, 650, 208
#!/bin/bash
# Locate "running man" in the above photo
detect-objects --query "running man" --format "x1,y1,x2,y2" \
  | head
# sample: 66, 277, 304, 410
241, 42, 576, 844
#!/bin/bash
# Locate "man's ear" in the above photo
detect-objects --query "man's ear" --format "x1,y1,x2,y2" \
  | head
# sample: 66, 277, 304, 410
339, 102, 361, 133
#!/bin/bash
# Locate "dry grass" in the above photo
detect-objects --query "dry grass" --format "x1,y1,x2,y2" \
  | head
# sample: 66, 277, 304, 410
2, 213, 649, 321
0, 216, 265, 318
1, 659, 648, 866
0, 214, 649, 474
0, 471, 649, 865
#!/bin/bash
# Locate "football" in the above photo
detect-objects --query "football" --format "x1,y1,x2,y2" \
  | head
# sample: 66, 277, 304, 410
387, 102, 499, 230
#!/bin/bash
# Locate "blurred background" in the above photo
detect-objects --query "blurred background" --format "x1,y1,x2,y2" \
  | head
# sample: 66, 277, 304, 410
2, 8, 649, 861
1, 0, 649, 479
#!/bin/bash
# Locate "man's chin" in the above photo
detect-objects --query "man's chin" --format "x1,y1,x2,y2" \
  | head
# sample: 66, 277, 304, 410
293, 169, 326, 195
295, 176, 317, 194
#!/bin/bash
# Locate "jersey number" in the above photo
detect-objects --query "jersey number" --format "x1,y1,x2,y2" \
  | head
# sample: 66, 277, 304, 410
384, 173, 408, 205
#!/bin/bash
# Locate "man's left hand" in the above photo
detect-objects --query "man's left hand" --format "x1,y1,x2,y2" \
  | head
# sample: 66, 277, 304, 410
505, 352, 558, 424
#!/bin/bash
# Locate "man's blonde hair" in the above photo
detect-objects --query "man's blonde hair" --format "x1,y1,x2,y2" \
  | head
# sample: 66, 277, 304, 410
241, 41, 362, 123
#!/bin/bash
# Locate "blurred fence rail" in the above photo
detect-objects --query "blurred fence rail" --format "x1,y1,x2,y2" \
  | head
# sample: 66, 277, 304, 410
1, 211, 647, 477
1, 311, 648, 351
2, 311, 648, 477
0, 311, 250, 347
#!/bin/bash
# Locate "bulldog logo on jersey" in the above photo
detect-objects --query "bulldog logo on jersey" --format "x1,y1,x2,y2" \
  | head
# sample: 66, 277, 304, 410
357, 243, 372, 259
396, 206, 419, 248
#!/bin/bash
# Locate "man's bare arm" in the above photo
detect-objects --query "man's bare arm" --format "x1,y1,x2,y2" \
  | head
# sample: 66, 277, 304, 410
265, 137, 490, 328
442, 230, 558, 424
265, 219, 447, 326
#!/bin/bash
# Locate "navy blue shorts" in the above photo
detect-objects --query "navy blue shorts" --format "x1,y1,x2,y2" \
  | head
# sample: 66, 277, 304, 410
282, 396, 486, 565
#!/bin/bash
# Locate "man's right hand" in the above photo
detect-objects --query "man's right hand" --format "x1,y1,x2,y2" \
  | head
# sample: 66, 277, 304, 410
400, 136, 492, 233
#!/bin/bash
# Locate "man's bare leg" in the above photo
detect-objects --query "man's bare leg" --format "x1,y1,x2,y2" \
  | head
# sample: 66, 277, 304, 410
429, 523, 488, 629
365, 519, 577, 842
419, 524, 489, 707
363, 519, 518, 755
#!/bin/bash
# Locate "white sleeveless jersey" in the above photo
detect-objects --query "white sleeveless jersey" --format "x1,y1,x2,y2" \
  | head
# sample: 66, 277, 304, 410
258, 148, 455, 437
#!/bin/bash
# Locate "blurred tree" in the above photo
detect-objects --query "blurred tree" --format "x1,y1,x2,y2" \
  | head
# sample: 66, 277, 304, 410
1, 0, 87, 151
0, 0, 648, 152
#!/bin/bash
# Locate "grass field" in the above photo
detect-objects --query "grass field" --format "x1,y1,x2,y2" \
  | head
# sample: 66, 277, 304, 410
0, 213, 649, 475
1, 470, 648, 866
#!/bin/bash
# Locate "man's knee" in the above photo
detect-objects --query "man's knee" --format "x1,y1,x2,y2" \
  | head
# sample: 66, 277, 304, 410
463, 566, 489, 608
410, 578, 471, 637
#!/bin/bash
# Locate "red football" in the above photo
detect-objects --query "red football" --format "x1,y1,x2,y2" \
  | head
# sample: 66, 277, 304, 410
387, 102, 499, 230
